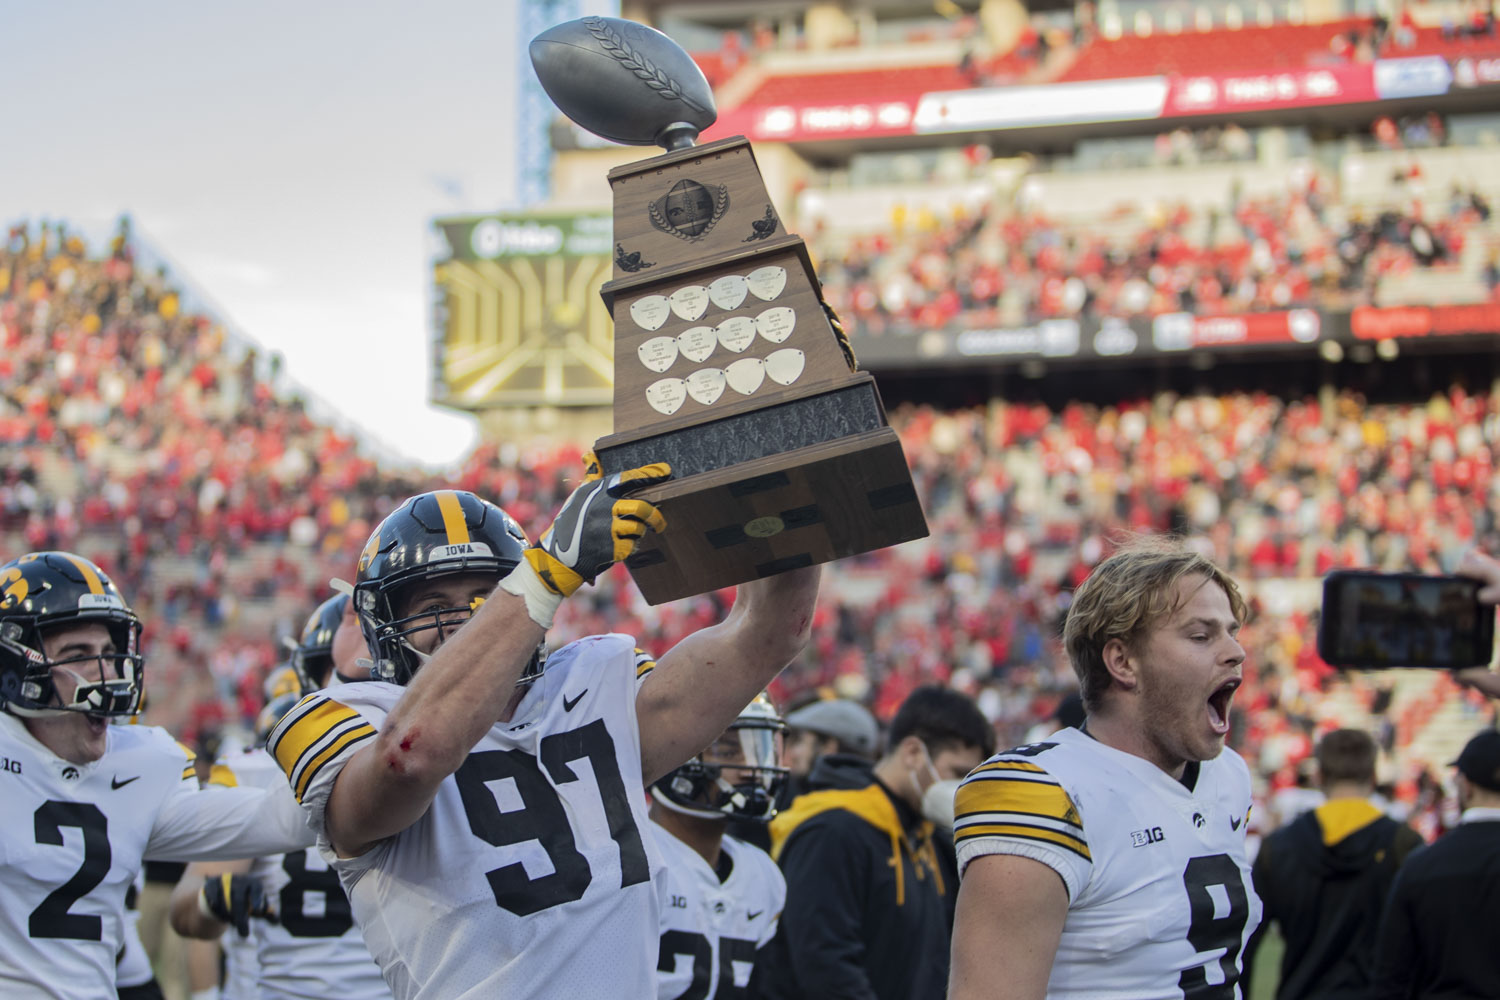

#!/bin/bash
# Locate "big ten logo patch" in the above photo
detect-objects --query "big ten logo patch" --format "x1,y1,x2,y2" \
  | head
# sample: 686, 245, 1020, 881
2, 756, 21, 775
1131, 826, 1165, 848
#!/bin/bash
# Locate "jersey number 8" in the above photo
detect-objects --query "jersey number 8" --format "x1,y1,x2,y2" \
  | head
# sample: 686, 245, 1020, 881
280, 849, 354, 937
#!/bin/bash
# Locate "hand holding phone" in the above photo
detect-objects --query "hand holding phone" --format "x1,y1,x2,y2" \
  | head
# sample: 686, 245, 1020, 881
1458, 549, 1500, 605
1318, 569, 1497, 670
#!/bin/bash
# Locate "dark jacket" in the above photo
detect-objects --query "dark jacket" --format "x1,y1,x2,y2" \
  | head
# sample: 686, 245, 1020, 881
757, 760, 955, 1000
729, 753, 876, 850
803, 752, 878, 792
1246, 798, 1424, 1000
1373, 816, 1500, 999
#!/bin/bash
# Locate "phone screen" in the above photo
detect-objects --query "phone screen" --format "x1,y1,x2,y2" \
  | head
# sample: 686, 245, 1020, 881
1319, 572, 1494, 669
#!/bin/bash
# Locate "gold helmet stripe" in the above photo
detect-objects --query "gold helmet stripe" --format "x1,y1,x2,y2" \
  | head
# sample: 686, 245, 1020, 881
434, 490, 471, 545
61, 554, 105, 595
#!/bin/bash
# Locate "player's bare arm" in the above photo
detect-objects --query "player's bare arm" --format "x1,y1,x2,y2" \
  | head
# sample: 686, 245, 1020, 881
324, 589, 547, 856
949, 853, 1068, 1000
636, 563, 820, 784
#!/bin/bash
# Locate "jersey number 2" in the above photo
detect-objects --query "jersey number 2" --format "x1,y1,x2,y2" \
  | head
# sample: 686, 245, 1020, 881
455, 719, 650, 916
30, 801, 111, 940
1178, 853, 1250, 1000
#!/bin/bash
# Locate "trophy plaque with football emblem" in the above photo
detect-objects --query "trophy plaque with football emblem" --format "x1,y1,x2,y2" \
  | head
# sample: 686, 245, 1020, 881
531, 16, 928, 604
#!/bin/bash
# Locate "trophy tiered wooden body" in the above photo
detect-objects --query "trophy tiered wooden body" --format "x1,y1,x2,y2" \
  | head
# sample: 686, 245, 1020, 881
594, 136, 928, 604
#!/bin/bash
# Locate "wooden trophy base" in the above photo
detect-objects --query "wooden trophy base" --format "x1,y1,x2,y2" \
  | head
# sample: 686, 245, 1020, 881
593, 135, 929, 604
594, 373, 927, 604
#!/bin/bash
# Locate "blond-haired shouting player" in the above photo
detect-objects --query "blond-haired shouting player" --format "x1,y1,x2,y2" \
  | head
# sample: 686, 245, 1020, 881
950, 539, 1261, 1000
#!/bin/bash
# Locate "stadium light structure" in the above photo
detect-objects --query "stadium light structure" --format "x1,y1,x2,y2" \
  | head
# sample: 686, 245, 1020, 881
518, 0, 585, 207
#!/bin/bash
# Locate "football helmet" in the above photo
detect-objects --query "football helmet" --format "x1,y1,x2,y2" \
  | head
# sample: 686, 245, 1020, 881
290, 593, 347, 690
262, 662, 303, 702
0, 551, 143, 718
652, 694, 788, 822
256, 691, 303, 746
354, 489, 539, 685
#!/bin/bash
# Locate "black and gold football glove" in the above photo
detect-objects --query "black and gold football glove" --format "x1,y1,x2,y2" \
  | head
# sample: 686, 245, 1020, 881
501, 453, 671, 627
199, 873, 274, 938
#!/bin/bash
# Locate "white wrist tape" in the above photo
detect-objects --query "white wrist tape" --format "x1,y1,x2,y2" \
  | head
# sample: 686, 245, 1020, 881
499, 559, 563, 631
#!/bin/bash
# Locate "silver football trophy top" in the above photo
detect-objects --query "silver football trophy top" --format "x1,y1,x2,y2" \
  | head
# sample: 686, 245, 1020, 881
529, 16, 718, 151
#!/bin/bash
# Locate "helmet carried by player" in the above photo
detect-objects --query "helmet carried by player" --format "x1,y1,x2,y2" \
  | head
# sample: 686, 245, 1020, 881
652, 694, 788, 822
290, 592, 348, 690
354, 489, 540, 686
0, 551, 144, 718
263, 662, 303, 703
256, 690, 304, 747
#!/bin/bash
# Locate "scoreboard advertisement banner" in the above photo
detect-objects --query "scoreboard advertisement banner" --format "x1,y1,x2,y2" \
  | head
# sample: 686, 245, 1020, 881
853, 304, 1494, 370
1349, 302, 1500, 339
431, 212, 615, 411
698, 56, 1471, 143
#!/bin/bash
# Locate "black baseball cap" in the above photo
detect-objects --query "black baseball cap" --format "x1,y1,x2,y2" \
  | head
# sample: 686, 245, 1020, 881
1451, 729, 1500, 792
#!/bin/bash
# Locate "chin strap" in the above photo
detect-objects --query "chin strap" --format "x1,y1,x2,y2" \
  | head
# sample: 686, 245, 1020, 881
650, 785, 731, 821
4, 701, 70, 720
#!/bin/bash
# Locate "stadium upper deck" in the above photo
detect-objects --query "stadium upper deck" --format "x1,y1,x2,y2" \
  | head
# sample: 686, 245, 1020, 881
608, 0, 1500, 152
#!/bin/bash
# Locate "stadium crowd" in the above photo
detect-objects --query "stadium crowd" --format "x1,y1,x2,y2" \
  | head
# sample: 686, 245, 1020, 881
4, 219, 1496, 837
813, 168, 1497, 333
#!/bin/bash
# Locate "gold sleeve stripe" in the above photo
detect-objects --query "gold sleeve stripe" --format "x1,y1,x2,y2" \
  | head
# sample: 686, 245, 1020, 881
956, 776, 1077, 825
270, 698, 359, 779
435, 490, 470, 545
634, 647, 656, 679
973, 759, 1047, 775
176, 741, 198, 765
954, 822, 1092, 861
61, 554, 105, 594
207, 764, 238, 788
181, 765, 197, 782
293, 724, 376, 802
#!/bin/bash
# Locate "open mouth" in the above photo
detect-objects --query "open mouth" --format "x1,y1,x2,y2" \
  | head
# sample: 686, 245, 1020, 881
1206, 679, 1240, 735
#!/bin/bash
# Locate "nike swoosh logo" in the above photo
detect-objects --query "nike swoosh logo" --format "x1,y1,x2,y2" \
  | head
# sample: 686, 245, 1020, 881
563, 690, 587, 712
111, 775, 140, 790
1230, 816, 1243, 831
748, 910, 764, 920
554, 481, 601, 567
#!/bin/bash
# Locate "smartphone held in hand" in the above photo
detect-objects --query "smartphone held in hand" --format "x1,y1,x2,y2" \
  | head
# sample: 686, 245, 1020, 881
1318, 570, 1497, 670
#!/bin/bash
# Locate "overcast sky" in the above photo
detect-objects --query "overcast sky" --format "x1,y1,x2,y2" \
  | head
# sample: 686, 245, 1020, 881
6, 0, 613, 466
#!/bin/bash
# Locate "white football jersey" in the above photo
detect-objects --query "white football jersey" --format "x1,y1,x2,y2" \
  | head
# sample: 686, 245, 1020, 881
651, 820, 784, 1000
0, 712, 316, 999
954, 727, 1263, 1000
206, 758, 263, 1000
210, 747, 389, 1000
222, 923, 260, 1000
116, 871, 154, 989
268, 633, 665, 1000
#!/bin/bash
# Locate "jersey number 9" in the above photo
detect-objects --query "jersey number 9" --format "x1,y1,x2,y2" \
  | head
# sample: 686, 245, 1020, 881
455, 719, 651, 916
